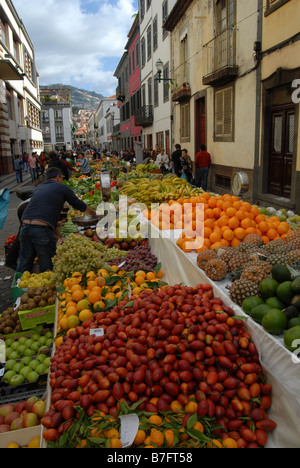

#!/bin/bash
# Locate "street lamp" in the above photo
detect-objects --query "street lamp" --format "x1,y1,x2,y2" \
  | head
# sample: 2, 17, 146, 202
155, 58, 172, 84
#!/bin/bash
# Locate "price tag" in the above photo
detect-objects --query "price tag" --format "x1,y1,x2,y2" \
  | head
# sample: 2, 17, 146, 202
90, 328, 104, 337
119, 413, 139, 448
118, 261, 126, 269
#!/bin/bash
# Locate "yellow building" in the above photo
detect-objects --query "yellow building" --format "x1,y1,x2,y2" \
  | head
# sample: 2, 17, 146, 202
164, 0, 261, 201
257, 0, 300, 212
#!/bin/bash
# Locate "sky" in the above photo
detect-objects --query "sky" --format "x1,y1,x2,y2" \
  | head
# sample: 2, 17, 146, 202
13, 0, 139, 97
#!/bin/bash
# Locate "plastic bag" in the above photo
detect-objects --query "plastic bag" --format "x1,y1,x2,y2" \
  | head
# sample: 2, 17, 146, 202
0, 188, 10, 230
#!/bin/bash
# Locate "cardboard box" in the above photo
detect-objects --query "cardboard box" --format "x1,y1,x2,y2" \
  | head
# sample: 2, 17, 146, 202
0, 425, 42, 448
18, 304, 55, 331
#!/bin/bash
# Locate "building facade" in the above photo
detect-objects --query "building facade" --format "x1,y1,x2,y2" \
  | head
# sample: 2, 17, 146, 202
0, 0, 43, 175
93, 95, 119, 152
164, 0, 260, 201
40, 88, 73, 153
257, 0, 300, 212
137, 0, 176, 156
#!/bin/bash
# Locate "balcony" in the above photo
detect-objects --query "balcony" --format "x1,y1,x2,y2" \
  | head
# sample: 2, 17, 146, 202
202, 27, 238, 86
134, 105, 153, 127
56, 133, 64, 142
172, 84, 191, 103
112, 123, 120, 136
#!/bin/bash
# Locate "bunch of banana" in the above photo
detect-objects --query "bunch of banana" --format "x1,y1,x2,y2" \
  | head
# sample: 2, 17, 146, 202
120, 177, 203, 207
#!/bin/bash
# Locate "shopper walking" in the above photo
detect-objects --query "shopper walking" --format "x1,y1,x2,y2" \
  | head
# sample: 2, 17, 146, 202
155, 148, 170, 174
28, 152, 37, 183
180, 149, 194, 184
172, 144, 182, 177
14, 155, 23, 184
16, 167, 97, 273
22, 152, 28, 172
195, 145, 211, 191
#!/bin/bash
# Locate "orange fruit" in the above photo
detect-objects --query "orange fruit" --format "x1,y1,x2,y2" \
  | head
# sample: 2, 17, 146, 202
72, 289, 85, 302
77, 298, 91, 312
134, 430, 146, 446
277, 222, 289, 235
222, 229, 234, 242
231, 237, 242, 247
93, 300, 105, 311
207, 439, 223, 448
234, 227, 246, 240
209, 231, 221, 245
170, 400, 183, 414
266, 228, 278, 240
164, 429, 175, 448
103, 428, 119, 439
67, 315, 80, 329
185, 401, 198, 414
228, 216, 240, 230
65, 306, 78, 318
222, 438, 238, 448
79, 309, 94, 322
149, 415, 163, 426
193, 421, 204, 433
150, 430, 164, 447
110, 438, 122, 448
258, 221, 269, 233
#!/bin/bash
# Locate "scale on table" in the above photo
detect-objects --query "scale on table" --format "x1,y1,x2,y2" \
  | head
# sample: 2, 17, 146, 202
231, 171, 250, 197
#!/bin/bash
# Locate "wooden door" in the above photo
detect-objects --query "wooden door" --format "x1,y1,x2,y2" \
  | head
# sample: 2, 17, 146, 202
268, 105, 295, 199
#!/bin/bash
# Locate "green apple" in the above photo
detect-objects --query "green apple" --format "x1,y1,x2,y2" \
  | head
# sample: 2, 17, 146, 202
5, 360, 17, 371
45, 339, 53, 347
21, 356, 32, 366
25, 339, 34, 349
29, 360, 39, 371
5, 339, 14, 347
10, 341, 19, 351
30, 342, 40, 353
20, 366, 32, 379
16, 344, 27, 355
31, 334, 40, 342
13, 362, 24, 374
44, 331, 53, 339
10, 374, 25, 386
18, 337, 27, 345
9, 351, 20, 360
36, 363, 48, 375
36, 353, 47, 363
43, 357, 51, 367
24, 348, 35, 357
38, 336, 47, 346
3, 370, 16, 385
27, 371, 39, 383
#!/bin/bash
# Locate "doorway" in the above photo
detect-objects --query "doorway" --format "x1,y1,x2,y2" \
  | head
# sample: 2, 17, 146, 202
195, 96, 206, 154
268, 104, 295, 199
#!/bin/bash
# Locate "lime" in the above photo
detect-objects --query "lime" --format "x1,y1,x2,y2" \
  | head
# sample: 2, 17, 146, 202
259, 278, 279, 300
284, 326, 300, 352
3, 370, 16, 385
287, 317, 300, 330
262, 308, 288, 335
265, 297, 285, 310
242, 296, 264, 315
250, 304, 271, 325
276, 281, 294, 305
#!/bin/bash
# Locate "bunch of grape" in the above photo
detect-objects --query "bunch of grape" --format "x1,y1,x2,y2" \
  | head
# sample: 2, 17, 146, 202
52, 234, 128, 286
109, 244, 158, 273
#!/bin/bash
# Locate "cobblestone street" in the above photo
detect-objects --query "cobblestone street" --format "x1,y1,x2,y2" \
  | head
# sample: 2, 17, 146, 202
0, 172, 32, 314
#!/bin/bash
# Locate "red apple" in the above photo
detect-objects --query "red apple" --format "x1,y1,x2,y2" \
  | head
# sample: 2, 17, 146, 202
32, 400, 46, 419
11, 418, 23, 431
5, 412, 20, 426
0, 424, 11, 433
25, 396, 40, 413
0, 403, 15, 418
15, 401, 26, 414
22, 412, 39, 428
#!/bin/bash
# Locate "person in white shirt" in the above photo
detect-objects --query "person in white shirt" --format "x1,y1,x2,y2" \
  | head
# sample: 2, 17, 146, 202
155, 149, 170, 174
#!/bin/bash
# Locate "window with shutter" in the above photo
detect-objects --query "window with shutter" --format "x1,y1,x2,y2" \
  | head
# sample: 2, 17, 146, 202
214, 86, 234, 141
180, 102, 190, 142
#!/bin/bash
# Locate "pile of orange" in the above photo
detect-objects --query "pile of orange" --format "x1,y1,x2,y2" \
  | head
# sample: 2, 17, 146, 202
172, 193, 291, 253
130, 269, 164, 297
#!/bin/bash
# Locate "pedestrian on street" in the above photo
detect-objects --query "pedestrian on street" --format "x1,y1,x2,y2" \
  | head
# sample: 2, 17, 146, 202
171, 144, 183, 177
180, 149, 194, 184
14, 155, 23, 184
48, 150, 70, 180
78, 152, 91, 176
28, 152, 37, 183
22, 152, 28, 172
16, 167, 97, 273
155, 149, 169, 174
195, 144, 212, 191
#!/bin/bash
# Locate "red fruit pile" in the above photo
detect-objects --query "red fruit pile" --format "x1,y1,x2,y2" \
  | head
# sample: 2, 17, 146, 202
44, 284, 277, 447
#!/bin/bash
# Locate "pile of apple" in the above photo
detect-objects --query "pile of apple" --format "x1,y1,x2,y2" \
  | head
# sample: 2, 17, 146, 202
0, 396, 45, 433
43, 284, 276, 447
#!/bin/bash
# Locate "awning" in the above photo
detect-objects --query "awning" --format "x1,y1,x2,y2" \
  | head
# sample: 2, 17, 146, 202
0, 59, 24, 81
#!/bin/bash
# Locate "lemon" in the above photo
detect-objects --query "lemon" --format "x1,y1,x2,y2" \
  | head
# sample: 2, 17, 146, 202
27, 437, 41, 448
67, 315, 80, 329
6, 443, 20, 448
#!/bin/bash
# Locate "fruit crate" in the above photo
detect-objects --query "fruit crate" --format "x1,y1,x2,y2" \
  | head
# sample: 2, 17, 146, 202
0, 372, 48, 400
0, 425, 42, 449
18, 303, 56, 331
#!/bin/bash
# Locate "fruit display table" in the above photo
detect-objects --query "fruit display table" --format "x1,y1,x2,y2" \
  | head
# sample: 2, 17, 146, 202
148, 229, 300, 448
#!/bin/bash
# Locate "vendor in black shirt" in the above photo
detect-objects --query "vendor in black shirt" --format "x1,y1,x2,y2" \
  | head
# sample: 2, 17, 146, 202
17, 167, 97, 273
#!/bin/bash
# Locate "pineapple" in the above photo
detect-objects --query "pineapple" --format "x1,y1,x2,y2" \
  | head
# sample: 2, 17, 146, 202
240, 263, 271, 284
289, 237, 300, 249
287, 249, 300, 268
218, 247, 236, 265
264, 238, 286, 252
243, 234, 265, 247
229, 279, 261, 306
205, 258, 228, 281
197, 250, 217, 270
228, 252, 251, 272
285, 231, 300, 243
268, 252, 289, 266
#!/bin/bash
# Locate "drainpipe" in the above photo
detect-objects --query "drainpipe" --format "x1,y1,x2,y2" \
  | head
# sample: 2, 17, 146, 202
253, 0, 263, 204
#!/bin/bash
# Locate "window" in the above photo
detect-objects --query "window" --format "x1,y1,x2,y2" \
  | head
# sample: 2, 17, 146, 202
153, 16, 158, 50
0, 19, 7, 47
132, 48, 135, 73
148, 78, 153, 106
265, 0, 290, 15
180, 102, 190, 142
154, 74, 159, 107
24, 48, 34, 82
156, 132, 164, 149
147, 26, 152, 61
140, 0, 145, 20
162, 0, 168, 38
27, 101, 41, 129
141, 37, 146, 67
214, 85, 234, 141
6, 88, 12, 120
136, 42, 140, 67
146, 0, 151, 9
163, 63, 170, 102
216, 0, 236, 68
142, 84, 146, 106
180, 34, 189, 84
